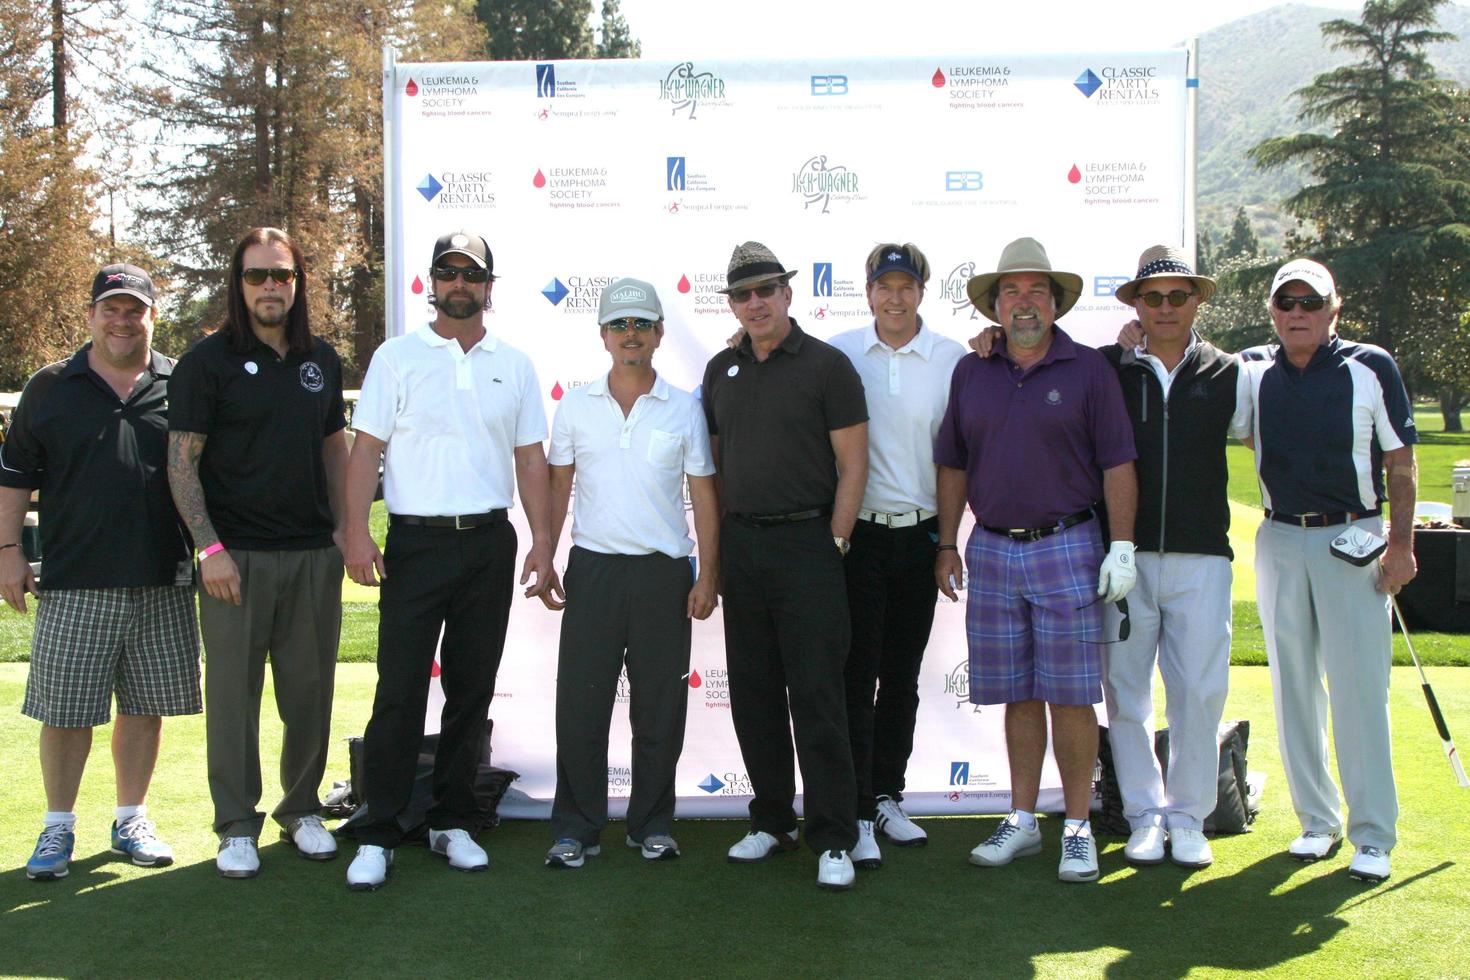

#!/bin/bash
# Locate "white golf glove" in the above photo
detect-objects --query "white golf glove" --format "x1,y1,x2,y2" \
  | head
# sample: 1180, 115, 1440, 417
1097, 541, 1137, 604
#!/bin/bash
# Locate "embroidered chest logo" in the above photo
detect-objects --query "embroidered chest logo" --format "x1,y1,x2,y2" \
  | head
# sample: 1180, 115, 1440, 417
299, 362, 325, 393
1045, 388, 1062, 406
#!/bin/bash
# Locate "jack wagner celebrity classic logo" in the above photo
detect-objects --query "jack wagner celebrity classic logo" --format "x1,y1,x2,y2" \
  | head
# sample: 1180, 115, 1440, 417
403, 74, 488, 117
1074, 64, 1161, 104
932, 63, 1018, 110
939, 260, 980, 318
415, 171, 495, 210
791, 154, 862, 214
658, 62, 728, 119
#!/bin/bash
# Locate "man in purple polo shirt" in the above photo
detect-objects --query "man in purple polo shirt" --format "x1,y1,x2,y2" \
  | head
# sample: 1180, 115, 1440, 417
934, 237, 1138, 884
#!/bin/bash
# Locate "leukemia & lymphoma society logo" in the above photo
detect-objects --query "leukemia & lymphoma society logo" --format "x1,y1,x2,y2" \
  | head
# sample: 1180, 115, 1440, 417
699, 665, 730, 708
791, 155, 862, 214
931, 63, 1019, 110
403, 74, 489, 117
1065, 159, 1157, 207
532, 165, 617, 210
939, 261, 980, 318
415, 171, 496, 210
542, 274, 614, 313
658, 62, 728, 119
675, 270, 730, 317
1073, 64, 1161, 104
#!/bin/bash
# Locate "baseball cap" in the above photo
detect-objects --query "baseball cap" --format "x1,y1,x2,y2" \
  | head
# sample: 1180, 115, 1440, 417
91, 264, 156, 307
1270, 258, 1335, 298
868, 247, 924, 284
598, 278, 663, 325
431, 230, 493, 272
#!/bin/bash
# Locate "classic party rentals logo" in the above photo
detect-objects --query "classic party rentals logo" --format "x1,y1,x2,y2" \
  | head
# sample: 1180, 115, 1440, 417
542, 279, 569, 305
698, 771, 753, 795
543, 275, 614, 313
791, 154, 861, 214
1075, 64, 1160, 103
940, 260, 980, 318
1074, 68, 1103, 97
416, 171, 495, 209
698, 774, 725, 794
658, 62, 728, 119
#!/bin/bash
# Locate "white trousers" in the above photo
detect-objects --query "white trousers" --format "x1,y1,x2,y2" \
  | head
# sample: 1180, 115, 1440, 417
1256, 517, 1397, 851
1102, 552, 1232, 831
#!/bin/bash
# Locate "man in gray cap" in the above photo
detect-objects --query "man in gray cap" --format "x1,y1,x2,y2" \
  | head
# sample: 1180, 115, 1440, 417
701, 241, 869, 891
1, 263, 201, 881
539, 277, 719, 870
340, 230, 557, 890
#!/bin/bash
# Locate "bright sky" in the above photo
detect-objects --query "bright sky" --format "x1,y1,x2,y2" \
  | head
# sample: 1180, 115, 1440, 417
619, 0, 1381, 58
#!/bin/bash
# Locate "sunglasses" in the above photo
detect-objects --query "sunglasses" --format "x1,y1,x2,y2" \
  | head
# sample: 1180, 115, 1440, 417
241, 268, 297, 286
1273, 294, 1327, 312
1076, 596, 1131, 644
729, 283, 781, 304
1138, 289, 1195, 309
431, 265, 491, 283
605, 317, 657, 333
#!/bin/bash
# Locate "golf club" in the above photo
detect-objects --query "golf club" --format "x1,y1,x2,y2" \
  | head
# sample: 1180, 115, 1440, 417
1390, 594, 1470, 788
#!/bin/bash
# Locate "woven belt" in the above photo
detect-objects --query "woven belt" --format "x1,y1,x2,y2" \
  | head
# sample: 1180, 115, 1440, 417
390, 510, 508, 530
858, 508, 937, 529
980, 508, 1095, 543
1264, 507, 1380, 529
731, 507, 830, 527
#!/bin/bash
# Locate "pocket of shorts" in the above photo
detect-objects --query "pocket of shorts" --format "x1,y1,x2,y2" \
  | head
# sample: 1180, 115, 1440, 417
646, 429, 683, 470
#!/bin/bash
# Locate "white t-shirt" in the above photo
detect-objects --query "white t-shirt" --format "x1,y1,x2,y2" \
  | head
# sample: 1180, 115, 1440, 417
828, 320, 966, 514
353, 324, 547, 515
548, 372, 713, 558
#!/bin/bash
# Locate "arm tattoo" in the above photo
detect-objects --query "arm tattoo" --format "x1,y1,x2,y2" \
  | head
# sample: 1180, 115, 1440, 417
167, 431, 221, 550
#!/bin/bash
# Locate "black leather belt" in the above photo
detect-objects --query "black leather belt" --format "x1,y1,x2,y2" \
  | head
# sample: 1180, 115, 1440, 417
1264, 507, 1380, 529
731, 507, 830, 527
390, 510, 508, 530
980, 508, 1095, 542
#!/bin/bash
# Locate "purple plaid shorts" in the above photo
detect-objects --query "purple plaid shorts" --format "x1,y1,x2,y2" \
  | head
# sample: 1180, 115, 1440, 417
964, 518, 1106, 706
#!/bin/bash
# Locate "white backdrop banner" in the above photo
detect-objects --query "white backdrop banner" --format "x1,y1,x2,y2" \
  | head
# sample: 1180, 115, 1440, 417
382, 49, 1194, 818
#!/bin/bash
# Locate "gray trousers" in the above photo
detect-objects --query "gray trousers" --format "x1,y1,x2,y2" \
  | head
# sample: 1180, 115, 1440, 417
202, 546, 343, 838
1256, 517, 1397, 851
551, 547, 692, 845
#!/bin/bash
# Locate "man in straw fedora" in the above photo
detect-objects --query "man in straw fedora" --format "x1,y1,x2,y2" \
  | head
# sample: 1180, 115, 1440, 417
934, 236, 1137, 883
701, 241, 869, 891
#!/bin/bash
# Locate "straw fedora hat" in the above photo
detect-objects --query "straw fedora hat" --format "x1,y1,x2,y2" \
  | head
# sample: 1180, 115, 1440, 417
1112, 244, 1216, 305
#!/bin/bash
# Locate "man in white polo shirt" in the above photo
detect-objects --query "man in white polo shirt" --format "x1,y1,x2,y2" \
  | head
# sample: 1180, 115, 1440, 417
339, 230, 556, 890
827, 243, 965, 868
538, 278, 718, 870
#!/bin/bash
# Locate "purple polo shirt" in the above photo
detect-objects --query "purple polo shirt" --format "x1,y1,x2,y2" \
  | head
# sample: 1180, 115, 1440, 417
934, 326, 1136, 528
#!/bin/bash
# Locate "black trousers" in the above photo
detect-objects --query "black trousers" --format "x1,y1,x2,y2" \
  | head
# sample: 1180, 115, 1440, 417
843, 517, 939, 820
721, 515, 857, 854
551, 547, 693, 845
357, 519, 517, 847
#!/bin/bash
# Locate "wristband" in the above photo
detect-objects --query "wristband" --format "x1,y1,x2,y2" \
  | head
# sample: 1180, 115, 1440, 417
199, 542, 226, 561
937, 544, 958, 552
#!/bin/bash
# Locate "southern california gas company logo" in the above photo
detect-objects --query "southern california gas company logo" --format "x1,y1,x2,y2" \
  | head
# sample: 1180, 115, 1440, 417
415, 171, 495, 209
791, 154, 862, 214
940, 260, 979, 318
535, 63, 585, 99
1074, 65, 1160, 103
808, 261, 864, 320
658, 62, 728, 119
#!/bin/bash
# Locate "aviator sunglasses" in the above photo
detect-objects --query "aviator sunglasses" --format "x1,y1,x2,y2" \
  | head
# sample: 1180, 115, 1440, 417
606, 317, 657, 333
1273, 294, 1327, 313
1138, 289, 1196, 309
241, 267, 298, 286
431, 265, 492, 283
728, 283, 781, 304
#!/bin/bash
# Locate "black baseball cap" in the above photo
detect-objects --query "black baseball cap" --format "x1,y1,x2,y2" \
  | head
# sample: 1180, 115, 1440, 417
431, 230, 493, 273
91, 264, 156, 307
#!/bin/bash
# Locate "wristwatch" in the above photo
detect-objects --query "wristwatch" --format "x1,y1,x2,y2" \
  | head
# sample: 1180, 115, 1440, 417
834, 536, 850, 557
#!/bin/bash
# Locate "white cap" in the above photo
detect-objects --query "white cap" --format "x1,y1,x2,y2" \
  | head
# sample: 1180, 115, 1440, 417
597, 277, 663, 324
1270, 258, 1335, 298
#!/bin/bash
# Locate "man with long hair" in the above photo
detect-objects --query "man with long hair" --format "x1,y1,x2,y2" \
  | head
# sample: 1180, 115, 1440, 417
168, 227, 349, 879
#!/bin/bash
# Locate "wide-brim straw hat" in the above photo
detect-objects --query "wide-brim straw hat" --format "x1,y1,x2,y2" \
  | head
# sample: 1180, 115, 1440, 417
1113, 244, 1216, 305
965, 237, 1083, 323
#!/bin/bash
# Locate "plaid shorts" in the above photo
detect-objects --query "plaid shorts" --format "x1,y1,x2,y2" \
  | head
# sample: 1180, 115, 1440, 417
22, 587, 202, 728
964, 519, 1105, 707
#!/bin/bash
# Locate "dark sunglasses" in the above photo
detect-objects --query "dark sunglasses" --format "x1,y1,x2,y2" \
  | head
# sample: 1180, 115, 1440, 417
1138, 289, 1195, 309
1076, 596, 1131, 644
729, 283, 781, 304
606, 317, 656, 333
1273, 294, 1326, 312
431, 265, 491, 283
241, 268, 297, 286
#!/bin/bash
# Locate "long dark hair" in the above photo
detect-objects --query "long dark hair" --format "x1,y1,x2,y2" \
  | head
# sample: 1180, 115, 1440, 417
223, 227, 312, 354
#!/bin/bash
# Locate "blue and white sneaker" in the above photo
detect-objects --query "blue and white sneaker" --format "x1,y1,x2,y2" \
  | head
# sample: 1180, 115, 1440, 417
27, 825, 75, 881
111, 817, 174, 867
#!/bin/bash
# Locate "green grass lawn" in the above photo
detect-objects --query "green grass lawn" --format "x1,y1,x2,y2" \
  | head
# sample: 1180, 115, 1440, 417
1, 663, 1466, 978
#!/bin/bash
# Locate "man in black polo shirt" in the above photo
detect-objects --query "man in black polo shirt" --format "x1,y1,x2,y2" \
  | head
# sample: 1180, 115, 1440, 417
701, 241, 869, 891
1, 264, 201, 881
168, 227, 349, 879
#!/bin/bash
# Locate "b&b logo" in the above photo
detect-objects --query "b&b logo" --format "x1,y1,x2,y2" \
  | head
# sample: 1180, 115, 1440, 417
946, 171, 984, 192
666, 156, 686, 192
536, 63, 556, 98
810, 74, 848, 96
1095, 275, 1130, 298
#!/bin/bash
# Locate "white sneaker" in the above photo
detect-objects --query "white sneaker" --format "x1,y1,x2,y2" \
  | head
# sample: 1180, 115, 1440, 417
852, 820, 882, 869
1123, 826, 1167, 866
726, 829, 799, 863
284, 815, 338, 861
1057, 825, 1099, 883
817, 849, 855, 890
968, 811, 1042, 867
216, 836, 260, 879
874, 796, 928, 846
429, 828, 488, 872
1288, 830, 1343, 862
1169, 828, 1213, 868
1348, 845, 1390, 883
347, 845, 393, 891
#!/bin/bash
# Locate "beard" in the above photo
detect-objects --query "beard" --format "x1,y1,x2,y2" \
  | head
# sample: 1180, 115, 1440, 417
438, 292, 481, 320
252, 300, 290, 328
